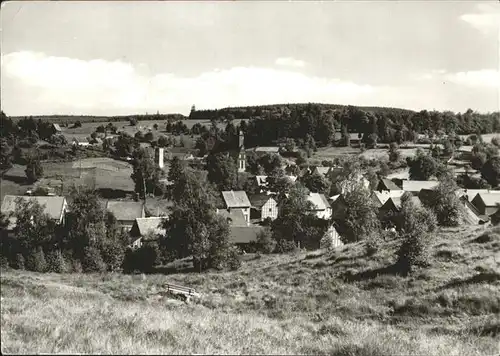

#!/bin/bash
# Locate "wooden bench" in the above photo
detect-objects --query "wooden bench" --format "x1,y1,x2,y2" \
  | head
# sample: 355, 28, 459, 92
164, 283, 200, 299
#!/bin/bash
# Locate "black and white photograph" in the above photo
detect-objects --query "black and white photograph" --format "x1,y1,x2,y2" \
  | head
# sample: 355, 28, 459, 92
0, 1, 499, 354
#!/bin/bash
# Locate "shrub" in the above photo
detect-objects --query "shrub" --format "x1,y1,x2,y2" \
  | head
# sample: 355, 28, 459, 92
46, 249, 68, 273
13, 253, 25, 270
26, 247, 48, 272
255, 228, 276, 254
275, 239, 297, 253
395, 232, 430, 276
0, 256, 9, 269
365, 235, 380, 256
82, 246, 107, 273
226, 246, 241, 271
99, 240, 126, 272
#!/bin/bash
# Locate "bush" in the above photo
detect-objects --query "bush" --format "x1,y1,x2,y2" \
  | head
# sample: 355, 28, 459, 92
395, 232, 430, 276
99, 240, 126, 272
26, 247, 48, 272
13, 253, 25, 269
0, 256, 9, 269
255, 228, 276, 254
82, 246, 107, 273
275, 239, 297, 253
46, 249, 68, 273
226, 246, 241, 271
365, 235, 380, 256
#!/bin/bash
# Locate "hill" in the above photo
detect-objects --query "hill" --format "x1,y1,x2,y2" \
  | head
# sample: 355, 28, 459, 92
1, 225, 499, 354
9, 113, 187, 124
188, 102, 416, 121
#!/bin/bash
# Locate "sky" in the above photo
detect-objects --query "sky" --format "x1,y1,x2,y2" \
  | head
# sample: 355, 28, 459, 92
1, 1, 499, 116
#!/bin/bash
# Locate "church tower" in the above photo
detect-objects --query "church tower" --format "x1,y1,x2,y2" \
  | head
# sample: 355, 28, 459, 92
237, 131, 246, 173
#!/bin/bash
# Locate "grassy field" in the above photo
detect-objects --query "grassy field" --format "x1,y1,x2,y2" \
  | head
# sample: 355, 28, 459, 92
1, 225, 499, 354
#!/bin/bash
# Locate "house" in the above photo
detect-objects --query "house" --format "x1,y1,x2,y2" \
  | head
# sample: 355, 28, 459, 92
72, 138, 90, 147
1, 195, 68, 234
128, 217, 166, 249
379, 195, 421, 227
105, 200, 146, 231
218, 209, 248, 226
349, 133, 363, 146
254, 175, 297, 194
401, 180, 440, 195
457, 189, 500, 202
377, 178, 401, 191
371, 190, 406, 208
229, 225, 265, 247
457, 146, 475, 160
219, 190, 251, 223
252, 146, 280, 155
51, 123, 62, 134
458, 196, 490, 225
307, 193, 332, 220
471, 193, 500, 216
249, 194, 278, 222
321, 225, 344, 249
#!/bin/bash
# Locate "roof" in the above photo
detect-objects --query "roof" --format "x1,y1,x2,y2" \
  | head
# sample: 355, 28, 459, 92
255, 175, 268, 187
249, 194, 275, 209
379, 178, 401, 191
133, 217, 166, 236
308, 193, 331, 210
330, 194, 341, 203
106, 200, 145, 222
1, 195, 66, 220
314, 167, 331, 176
402, 180, 439, 192
459, 189, 500, 202
458, 146, 474, 153
221, 190, 251, 208
458, 197, 489, 225
372, 190, 406, 206
217, 209, 248, 226
52, 123, 62, 131
254, 146, 280, 153
382, 196, 421, 211
349, 133, 362, 140
229, 226, 265, 244
473, 193, 500, 207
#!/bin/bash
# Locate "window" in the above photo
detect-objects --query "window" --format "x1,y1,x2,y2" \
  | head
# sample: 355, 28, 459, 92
269, 208, 272, 212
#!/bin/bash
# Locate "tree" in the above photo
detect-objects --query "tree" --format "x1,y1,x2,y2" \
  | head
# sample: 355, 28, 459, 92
167, 156, 185, 185
131, 148, 164, 198
302, 172, 330, 195
255, 227, 276, 254
26, 246, 48, 272
205, 152, 238, 191
144, 131, 154, 142
153, 123, 159, 130
407, 149, 438, 180
481, 157, 500, 187
421, 176, 462, 226
82, 246, 107, 272
271, 184, 325, 249
338, 182, 380, 243
259, 153, 284, 176
25, 157, 43, 183
0, 139, 13, 171
388, 142, 401, 163
129, 118, 138, 126
162, 167, 233, 271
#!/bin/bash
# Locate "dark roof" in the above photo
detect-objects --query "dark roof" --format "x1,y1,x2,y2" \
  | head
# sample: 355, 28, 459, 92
1, 195, 66, 220
229, 226, 265, 244
379, 178, 401, 191
218, 209, 247, 226
249, 193, 274, 209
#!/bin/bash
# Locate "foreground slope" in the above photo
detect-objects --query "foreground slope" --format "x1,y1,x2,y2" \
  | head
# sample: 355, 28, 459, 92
1, 226, 499, 354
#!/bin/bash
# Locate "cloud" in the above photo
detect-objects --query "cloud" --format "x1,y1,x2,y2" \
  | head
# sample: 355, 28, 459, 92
460, 3, 500, 34
445, 69, 500, 88
1, 51, 375, 115
275, 57, 306, 68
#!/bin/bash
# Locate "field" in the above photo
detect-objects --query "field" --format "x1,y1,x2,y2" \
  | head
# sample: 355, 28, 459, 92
1, 225, 499, 354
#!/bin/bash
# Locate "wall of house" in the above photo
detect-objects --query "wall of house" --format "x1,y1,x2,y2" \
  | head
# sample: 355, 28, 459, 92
485, 206, 499, 216
261, 199, 278, 221
228, 207, 250, 223
323, 226, 344, 248
315, 207, 332, 220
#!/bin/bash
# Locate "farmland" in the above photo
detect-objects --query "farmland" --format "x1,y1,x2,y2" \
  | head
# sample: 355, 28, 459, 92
1, 225, 499, 354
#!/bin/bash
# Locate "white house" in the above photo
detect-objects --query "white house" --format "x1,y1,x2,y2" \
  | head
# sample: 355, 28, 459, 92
321, 225, 344, 249
307, 193, 332, 220
249, 194, 278, 221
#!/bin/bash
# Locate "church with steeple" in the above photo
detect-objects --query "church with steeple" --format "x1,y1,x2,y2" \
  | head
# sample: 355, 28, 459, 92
237, 130, 246, 173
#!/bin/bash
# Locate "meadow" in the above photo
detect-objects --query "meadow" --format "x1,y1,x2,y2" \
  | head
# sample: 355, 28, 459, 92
1, 225, 499, 354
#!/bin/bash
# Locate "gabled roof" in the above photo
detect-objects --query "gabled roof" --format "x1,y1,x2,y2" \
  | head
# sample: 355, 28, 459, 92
381, 196, 421, 211
254, 146, 280, 153
229, 226, 265, 244
217, 209, 248, 226
106, 200, 145, 222
458, 145, 474, 153
458, 197, 489, 225
314, 167, 331, 176
402, 180, 439, 192
308, 193, 331, 210
372, 190, 406, 206
255, 175, 268, 187
133, 217, 166, 236
52, 123, 62, 132
473, 193, 500, 207
459, 189, 500, 202
221, 190, 251, 208
1, 195, 66, 221
379, 178, 401, 191
249, 193, 275, 209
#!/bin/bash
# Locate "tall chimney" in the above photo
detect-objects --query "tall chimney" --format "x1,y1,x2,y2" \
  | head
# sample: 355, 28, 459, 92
158, 147, 164, 169
239, 131, 244, 148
